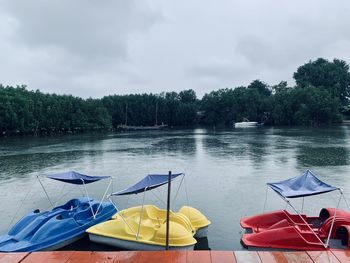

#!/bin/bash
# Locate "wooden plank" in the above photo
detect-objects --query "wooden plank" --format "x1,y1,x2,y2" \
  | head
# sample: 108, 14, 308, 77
0, 252, 29, 263
187, 251, 211, 263
234, 251, 261, 263
138, 251, 172, 263
0, 250, 348, 263
21, 251, 75, 263
165, 251, 187, 263
307, 251, 340, 263
211, 251, 236, 263
331, 250, 350, 262
67, 251, 119, 263
258, 251, 314, 263
113, 251, 141, 263
257, 251, 289, 263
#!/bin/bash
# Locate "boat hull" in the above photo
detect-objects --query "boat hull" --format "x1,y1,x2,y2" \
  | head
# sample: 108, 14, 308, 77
234, 122, 258, 128
240, 208, 350, 250
89, 233, 194, 251
42, 233, 85, 251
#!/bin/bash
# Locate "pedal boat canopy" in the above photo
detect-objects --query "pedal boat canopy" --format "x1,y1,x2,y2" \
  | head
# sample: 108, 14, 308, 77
44, 171, 110, 184
267, 169, 339, 198
110, 173, 183, 196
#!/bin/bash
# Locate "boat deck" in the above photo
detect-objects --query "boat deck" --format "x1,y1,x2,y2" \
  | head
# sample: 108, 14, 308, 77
1, 250, 350, 263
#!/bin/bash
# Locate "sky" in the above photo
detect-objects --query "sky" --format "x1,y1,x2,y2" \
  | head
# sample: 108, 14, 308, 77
1, 0, 350, 98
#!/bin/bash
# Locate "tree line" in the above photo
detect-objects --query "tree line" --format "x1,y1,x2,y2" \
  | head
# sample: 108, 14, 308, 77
1, 58, 350, 135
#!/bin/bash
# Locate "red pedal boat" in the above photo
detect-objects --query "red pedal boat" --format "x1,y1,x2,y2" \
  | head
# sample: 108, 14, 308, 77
240, 170, 350, 250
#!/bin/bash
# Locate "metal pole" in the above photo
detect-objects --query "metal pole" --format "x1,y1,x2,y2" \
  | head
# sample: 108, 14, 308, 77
95, 178, 112, 216
172, 173, 185, 205
165, 171, 172, 250
81, 179, 95, 219
109, 197, 137, 235
263, 185, 268, 213
37, 175, 54, 208
301, 197, 305, 213
136, 189, 147, 240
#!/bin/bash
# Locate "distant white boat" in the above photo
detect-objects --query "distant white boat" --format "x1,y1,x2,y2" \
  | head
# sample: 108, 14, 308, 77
233, 119, 258, 128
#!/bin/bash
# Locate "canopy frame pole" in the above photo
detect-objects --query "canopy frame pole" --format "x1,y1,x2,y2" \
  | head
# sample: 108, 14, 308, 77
149, 190, 167, 206
95, 178, 113, 217
278, 194, 327, 248
263, 185, 268, 213
8, 184, 32, 230
108, 196, 137, 235
184, 175, 190, 208
183, 175, 194, 232
37, 175, 54, 208
342, 193, 350, 210
325, 189, 342, 247
301, 197, 305, 213
54, 182, 67, 208
172, 173, 185, 205
81, 179, 95, 219
136, 187, 147, 240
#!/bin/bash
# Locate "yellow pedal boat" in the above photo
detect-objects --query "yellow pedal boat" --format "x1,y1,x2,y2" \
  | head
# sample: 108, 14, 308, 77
87, 172, 211, 250
86, 205, 197, 250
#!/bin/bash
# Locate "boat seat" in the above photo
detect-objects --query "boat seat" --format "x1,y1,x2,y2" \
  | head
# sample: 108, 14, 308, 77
308, 218, 323, 228
56, 210, 75, 220
265, 219, 290, 231
76, 203, 91, 212
121, 217, 155, 240
136, 225, 156, 241
335, 226, 349, 246
74, 204, 99, 225
53, 199, 80, 211
309, 208, 331, 229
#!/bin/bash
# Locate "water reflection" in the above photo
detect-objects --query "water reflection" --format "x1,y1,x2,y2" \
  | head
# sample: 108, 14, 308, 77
151, 137, 196, 155
0, 150, 103, 180
202, 137, 231, 156
246, 136, 269, 168
194, 237, 211, 250
297, 146, 349, 166
202, 129, 270, 167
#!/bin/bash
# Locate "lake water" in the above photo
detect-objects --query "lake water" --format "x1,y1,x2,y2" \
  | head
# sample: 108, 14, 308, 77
1, 126, 350, 250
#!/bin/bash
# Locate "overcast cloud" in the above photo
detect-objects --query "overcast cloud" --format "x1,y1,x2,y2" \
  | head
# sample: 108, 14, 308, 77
1, 0, 350, 98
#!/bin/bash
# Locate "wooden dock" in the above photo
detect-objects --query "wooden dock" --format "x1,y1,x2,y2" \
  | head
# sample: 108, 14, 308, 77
1, 250, 350, 263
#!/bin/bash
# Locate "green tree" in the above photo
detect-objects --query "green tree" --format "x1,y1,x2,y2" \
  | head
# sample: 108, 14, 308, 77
294, 58, 350, 105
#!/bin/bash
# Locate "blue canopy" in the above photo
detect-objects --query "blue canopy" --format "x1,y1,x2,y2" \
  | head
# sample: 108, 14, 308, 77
45, 171, 110, 185
267, 170, 339, 198
111, 173, 184, 196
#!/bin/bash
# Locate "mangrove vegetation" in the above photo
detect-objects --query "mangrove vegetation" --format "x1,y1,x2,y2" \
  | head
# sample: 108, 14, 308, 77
1, 58, 350, 135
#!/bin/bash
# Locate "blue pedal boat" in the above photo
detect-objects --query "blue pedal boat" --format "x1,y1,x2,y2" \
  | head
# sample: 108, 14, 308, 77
0, 171, 117, 252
